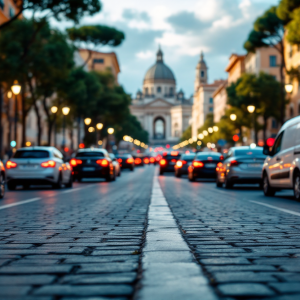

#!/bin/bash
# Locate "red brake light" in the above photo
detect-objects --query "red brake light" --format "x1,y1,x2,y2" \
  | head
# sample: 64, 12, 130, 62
126, 158, 134, 164
144, 158, 149, 164
70, 159, 82, 166
160, 159, 167, 166
163, 152, 168, 156
217, 162, 223, 167
171, 159, 177, 163
135, 158, 142, 164
193, 161, 204, 168
230, 160, 240, 167
117, 158, 122, 163
220, 155, 224, 160
41, 160, 56, 168
96, 159, 109, 167
6, 161, 17, 169
150, 157, 155, 163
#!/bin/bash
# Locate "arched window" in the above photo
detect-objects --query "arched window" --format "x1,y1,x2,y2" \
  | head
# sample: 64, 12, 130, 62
201, 71, 205, 78
157, 86, 161, 93
154, 118, 165, 139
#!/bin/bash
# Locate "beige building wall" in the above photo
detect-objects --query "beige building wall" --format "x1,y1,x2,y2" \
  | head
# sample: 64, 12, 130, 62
213, 81, 228, 123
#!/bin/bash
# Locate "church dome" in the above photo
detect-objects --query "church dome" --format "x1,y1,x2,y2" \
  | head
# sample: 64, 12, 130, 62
144, 47, 176, 82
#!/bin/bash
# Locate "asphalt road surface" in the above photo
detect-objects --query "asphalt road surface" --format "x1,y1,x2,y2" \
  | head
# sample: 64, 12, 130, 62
0, 166, 300, 300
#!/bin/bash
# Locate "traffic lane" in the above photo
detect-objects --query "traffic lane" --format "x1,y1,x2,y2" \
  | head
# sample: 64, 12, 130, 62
159, 176, 300, 299
0, 166, 155, 299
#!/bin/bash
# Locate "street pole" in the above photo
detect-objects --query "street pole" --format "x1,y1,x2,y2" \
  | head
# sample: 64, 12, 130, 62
14, 94, 18, 144
62, 114, 66, 150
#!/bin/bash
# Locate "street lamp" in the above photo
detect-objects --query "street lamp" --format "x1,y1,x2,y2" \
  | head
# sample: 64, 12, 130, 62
51, 106, 58, 147
96, 123, 103, 130
62, 107, 70, 150
88, 127, 95, 132
198, 133, 204, 139
203, 130, 208, 136
247, 105, 256, 143
107, 128, 114, 134
84, 118, 92, 126
285, 83, 294, 94
213, 126, 219, 132
230, 114, 237, 121
11, 80, 21, 147
208, 127, 213, 133
247, 105, 255, 114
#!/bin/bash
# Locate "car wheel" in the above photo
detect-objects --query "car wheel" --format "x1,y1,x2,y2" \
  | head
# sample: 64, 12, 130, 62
53, 174, 63, 189
263, 173, 275, 197
7, 181, 16, 191
225, 177, 233, 189
0, 175, 5, 198
293, 172, 300, 201
65, 174, 73, 188
216, 179, 223, 188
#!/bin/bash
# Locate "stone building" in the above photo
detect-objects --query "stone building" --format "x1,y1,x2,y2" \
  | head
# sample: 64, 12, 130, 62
130, 47, 192, 145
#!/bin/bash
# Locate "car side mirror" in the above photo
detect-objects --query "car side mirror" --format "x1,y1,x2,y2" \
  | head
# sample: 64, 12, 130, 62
263, 145, 273, 156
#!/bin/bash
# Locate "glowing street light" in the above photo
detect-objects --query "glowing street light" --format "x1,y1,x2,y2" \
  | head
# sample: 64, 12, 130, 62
193, 136, 197, 142
84, 118, 92, 125
11, 80, 21, 146
98, 140, 102, 145
208, 127, 213, 133
62, 107, 70, 116
107, 128, 114, 134
7, 91, 12, 99
230, 114, 237, 121
51, 106, 58, 147
88, 127, 95, 132
198, 133, 204, 139
247, 105, 255, 114
51, 106, 58, 114
96, 123, 103, 130
203, 130, 208, 136
285, 83, 293, 93
213, 126, 219, 132
11, 80, 21, 95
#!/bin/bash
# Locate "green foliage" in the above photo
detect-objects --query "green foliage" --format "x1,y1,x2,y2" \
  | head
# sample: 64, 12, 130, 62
286, 8, 300, 44
67, 25, 125, 47
277, 0, 300, 23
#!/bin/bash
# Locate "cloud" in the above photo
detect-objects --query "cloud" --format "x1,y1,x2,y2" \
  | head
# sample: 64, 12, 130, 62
122, 9, 151, 23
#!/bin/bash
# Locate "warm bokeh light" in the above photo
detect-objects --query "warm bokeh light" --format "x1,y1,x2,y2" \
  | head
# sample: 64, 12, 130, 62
11, 80, 21, 95
247, 105, 255, 113
51, 106, 58, 114
208, 127, 213, 133
285, 83, 293, 93
198, 133, 204, 140
84, 118, 92, 125
25, 141, 31, 147
62, 107, 70, 115
79, 143, 85, 149
107, 128, 114, 134
213, 126, 219, 132
7, 91, 12, 99
88, 127, 95, 132
203, 130, 208, 136
230, 114, 237, 121
96, 123, 103, 130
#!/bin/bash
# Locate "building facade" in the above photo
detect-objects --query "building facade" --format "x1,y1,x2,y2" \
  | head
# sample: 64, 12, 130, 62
130, 48, 192, 145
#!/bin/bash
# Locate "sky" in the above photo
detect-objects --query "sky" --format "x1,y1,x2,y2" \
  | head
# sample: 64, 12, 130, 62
55, 0, 279, 97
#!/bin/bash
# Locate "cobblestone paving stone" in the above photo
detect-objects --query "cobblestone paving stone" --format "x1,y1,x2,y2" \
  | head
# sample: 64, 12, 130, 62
0, 167, 154, 299
159, 177, 300, 300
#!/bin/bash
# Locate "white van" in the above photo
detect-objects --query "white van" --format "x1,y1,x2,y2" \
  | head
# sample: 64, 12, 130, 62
262, 116, 300, 200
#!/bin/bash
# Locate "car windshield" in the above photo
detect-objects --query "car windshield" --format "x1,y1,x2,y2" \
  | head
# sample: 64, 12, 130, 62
14, 150, 50, 159
181, 154, 196, 161
234, 149, 265, 157
76, 152, 104, 157
196, 153, 221, 160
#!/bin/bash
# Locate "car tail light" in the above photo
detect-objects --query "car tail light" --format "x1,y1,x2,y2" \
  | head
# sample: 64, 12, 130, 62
230, 160, 240, 167
117, 158, 122, 163
150, 157, 155, 163
176, 160, 186, 168
126, 158, 134, 164
216, 162, 223, 171
70, 159, 82, 167
6, 161, 17, 169
135, 158, 142, 164
193, 161, 204, 168
160, 159, 167, 166
144, 158, 149, 164
41, 160, 56, 168
220, 155, 224, 160
96, 159, 109, 167
171, 159, 177, 163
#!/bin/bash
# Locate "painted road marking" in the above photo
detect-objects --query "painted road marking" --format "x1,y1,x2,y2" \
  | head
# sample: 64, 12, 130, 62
250, 200, 300, 217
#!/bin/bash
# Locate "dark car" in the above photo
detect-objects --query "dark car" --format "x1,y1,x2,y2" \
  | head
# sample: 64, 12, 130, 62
174, 153, 196, 177
70, 148, 115, 182
188, 152, 223, 182
159, 151, 181, 175
116, 154, 134, 171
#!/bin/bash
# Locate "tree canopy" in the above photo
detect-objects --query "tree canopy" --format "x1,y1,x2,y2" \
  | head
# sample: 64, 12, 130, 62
277, 0, 300, 23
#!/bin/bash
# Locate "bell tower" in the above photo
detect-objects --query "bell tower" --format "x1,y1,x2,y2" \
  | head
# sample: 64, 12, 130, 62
194, 51, 208, 91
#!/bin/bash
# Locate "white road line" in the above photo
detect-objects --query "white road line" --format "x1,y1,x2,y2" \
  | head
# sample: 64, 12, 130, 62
0, 184, 94, 210
250, 200, 300, 217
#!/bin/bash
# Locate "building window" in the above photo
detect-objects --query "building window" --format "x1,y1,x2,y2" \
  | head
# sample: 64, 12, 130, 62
209, 97, 213, 104
201, 71, 205, 78
272, 119, 278, 129
157, 86, 161, 93
209, 107, 213, 112
9, 6, 15, 18
0, 0, 4, 10
269, 56, 277, 67
93, 58, 104, 64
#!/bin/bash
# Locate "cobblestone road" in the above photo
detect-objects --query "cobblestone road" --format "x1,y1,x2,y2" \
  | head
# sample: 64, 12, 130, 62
1, 166, 300, 299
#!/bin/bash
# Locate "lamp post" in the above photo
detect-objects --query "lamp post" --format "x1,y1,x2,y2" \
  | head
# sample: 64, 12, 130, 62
62, 107, 70, 150
51, 106, 58, 147
285, 83, 294, 94
11, 81, 21, 148
247, 105, 256, 144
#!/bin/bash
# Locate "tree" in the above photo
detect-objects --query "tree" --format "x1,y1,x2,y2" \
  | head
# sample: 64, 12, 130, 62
0, 0, 102, 30
67, 25, 125, 66
244, 6, 286, 125
277, 0, 300, 23
286, 8, 300, 44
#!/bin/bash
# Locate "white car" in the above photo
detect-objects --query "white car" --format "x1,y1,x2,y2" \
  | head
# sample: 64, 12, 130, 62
262, 115, 300, 200
6, 147, 72, 190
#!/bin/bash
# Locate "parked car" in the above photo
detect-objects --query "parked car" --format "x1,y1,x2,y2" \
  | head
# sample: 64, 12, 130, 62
109, 153, 121, 177
0, 160, 5, 198
216, 146, 266, 188
174, 153, 196, 177
71, 148, 115, 182
115, 154, 134, 171
262, 115, 300, 200
159, 151, 181, 175
188, 152, 223, 182
6, 147, 72, 190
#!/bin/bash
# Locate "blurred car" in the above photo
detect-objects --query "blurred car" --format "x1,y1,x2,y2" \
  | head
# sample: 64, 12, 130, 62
188, 152, 223, 182
174, 153, 196, 177
109, 153, 121, 177
216, 146, 266, 189
0, 160, 5, 198
6, 147, 72, 190
71, 148, 115, 182
116, 154, 134, 171
133, 155, 145, 167
159, 151, 181, 175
